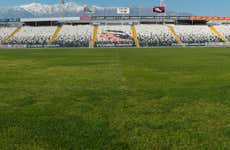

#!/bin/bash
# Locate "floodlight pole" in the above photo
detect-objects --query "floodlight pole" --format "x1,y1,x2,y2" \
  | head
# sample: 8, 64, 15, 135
160, 0, 166, 16
58, 0, 65, 17
160, 0, 166, 24
60, 0, 65, 4
160, 0, 165, 7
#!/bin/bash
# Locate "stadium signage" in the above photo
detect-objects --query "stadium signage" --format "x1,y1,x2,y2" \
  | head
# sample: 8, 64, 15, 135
153, 6, 165, 13
83, 6, 97, 14
117, 7, 130, 14
80, 16, 93, 21
190, 16, 230, 21
95, 43, 133, 47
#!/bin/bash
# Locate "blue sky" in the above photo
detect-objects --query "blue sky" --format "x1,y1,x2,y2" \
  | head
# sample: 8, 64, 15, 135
1, 0, 230, 16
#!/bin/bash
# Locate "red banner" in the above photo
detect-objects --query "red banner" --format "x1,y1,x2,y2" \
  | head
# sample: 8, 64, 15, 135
153, 7, 165, 13
80, 16, 92, 21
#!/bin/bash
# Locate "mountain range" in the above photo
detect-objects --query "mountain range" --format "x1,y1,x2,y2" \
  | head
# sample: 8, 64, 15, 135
0, 2, 193, 18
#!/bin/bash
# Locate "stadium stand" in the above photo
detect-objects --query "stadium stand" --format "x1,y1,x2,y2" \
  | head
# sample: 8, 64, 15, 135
136, 24, 177, 47
7, 26, 56, 45
0, 27, 17, 43
208, 26, 229, 42
1, 23, 230, 47
167, 25, 184, 46
55, 25, 92, 47
173, 25, 222, 44
214, 25, 230, 41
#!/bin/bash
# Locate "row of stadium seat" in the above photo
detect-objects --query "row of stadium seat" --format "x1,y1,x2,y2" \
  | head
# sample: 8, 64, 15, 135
55, 25, 92, 47
215, 25, 230, 41
174, 25, 221, 44
0, 27, 17, 42
0, 24, 229, 47
137, 25, 176, 46
10, 26, 56, 45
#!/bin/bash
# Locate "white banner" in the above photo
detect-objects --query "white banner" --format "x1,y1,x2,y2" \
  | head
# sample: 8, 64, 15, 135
117, 7, 130, 14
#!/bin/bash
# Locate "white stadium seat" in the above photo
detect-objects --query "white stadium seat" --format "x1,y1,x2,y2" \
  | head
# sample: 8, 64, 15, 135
173, 25, 221, 44
0, 27, 17, 42
1, 24, 229, 47
136, 24, 177, 47
55, 25, 92, 47
8, 26, 56, 45
214, 25, 230, 41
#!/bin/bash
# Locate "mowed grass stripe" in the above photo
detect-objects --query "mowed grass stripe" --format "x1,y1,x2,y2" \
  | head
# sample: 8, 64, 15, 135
0, 48, 230, 149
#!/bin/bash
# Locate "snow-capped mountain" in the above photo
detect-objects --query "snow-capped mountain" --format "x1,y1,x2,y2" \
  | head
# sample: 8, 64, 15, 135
18, 2, 83, 17
0, 7, 33, 18
0, 2, 192, 18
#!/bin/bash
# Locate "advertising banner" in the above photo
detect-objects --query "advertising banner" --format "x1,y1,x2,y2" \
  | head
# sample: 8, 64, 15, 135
80, 16, 93, 21
95, 26, 134, 47
83, 6, 96, 14
117, 7, 130, 15
190, 16, 230, 21
153, 6, 165, 13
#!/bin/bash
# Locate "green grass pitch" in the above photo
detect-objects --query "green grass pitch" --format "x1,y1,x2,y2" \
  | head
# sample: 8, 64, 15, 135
1, 47, 230, 149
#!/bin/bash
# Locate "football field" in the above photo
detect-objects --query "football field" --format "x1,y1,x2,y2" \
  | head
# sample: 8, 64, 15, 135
0, 47, 230, 149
